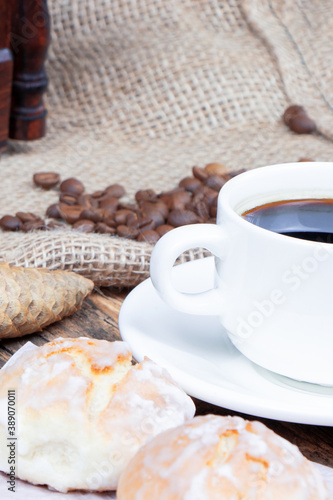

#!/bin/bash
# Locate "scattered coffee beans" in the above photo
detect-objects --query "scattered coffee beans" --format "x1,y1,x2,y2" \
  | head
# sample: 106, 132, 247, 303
0, 165, 249, 242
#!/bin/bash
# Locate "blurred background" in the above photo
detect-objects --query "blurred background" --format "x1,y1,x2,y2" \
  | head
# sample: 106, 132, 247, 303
0, 0, 332, 284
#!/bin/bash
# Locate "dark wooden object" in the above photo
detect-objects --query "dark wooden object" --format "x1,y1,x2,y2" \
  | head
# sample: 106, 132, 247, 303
0, 287, 332, 469
0, 49, 12, 152
0, 1, 13, 152
0, 0, 49, 150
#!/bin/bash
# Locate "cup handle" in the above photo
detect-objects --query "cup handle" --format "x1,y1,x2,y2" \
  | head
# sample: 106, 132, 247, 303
150, 224, 227, 316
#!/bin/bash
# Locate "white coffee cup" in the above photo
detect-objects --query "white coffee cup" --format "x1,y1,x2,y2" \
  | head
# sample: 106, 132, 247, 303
150, 162, 333, 385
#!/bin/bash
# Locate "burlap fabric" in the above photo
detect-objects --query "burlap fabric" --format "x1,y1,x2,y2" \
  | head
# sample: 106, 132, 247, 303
0, 0, 332, 287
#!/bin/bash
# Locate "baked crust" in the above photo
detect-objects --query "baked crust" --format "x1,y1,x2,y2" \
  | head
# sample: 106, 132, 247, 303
118, 414, 329, 499
0, 337, 195, 492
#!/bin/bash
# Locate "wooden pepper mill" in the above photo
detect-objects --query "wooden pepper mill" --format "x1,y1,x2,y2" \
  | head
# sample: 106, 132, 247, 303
0, 0, 50, 152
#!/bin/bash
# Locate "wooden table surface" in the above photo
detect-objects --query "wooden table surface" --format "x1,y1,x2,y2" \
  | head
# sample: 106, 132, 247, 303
0, 287, 332, 469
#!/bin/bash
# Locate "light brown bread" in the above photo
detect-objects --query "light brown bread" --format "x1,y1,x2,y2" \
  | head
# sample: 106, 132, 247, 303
0, 338, 195, 492
118, 414, 329, 500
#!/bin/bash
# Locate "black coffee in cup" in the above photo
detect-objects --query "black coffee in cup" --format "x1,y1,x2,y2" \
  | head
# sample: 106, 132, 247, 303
242, 199, 333, 243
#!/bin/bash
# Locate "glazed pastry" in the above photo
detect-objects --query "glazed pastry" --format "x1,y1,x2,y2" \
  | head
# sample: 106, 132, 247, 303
0, 338, 195, 492
118, 414, 329, 500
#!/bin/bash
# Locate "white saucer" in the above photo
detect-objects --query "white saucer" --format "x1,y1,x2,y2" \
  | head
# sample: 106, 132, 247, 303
119, 257, 333, 425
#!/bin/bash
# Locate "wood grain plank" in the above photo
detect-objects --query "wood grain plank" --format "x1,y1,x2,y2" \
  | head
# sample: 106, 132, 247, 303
0, 287, 332, 470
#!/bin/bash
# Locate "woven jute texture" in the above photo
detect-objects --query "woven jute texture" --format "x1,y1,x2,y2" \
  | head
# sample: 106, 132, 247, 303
0, 0, 333, 286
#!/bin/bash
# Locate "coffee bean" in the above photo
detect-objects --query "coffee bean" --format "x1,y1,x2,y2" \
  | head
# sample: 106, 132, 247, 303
195, 201, 209, 221
210, 204, 217, 218
91, 190, 106, 199
167, 197, 186, 211
137, 218, 156, 232
126, 212, 139, 227
156, 224, 174, 237
194, 186, 217, 207
33, 172, 60, 190
59, 193, 78, 205
46, 221, 64, 230
95, 222, 116, 234
21, 220, 46, 231
167, 209, 200, 227
60, 178, 85, 196
204, 163, 228, 176
117, 225, 139, 239
46, 203, 62, 219
80, 208, 103, 223
140, 202, 165, 227
135, 189, 157, 203
102, 213, 117, 227
288, 115, 316, 134
72, 219, 95, 233
159, 187, 186, 199
141, 200, 168, 218
282, 105, 305, 125
194, 184, 217, 198
282, 105, 316, 134
137, 230, 160, 244
192, 166, 208, 182
105, 184, 126, 198
118, 202, 138, 212
78, 194, 98, 209
165, 191, 192, 211
114, 209, 135, 226
154, 201, 169, 219
172, 191, 192, 204
16, 212, 40, 223
179, 177, 202, 192
59, 204, 83, 224
205, 175, 226, 192
99, 197, 119, 211
192, 190, 210, 208
0, 215, 22, 231
204, 191, 218, 207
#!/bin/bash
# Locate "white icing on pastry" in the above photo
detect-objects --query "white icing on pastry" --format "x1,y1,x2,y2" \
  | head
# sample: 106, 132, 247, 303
117, 414, 329, 500
0, 337, 195, 492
